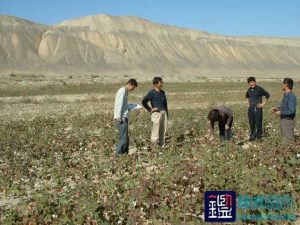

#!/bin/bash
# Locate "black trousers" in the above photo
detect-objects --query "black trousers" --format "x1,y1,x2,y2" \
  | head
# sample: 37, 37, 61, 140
218, 120, 233, 140
248, 106, 263, 140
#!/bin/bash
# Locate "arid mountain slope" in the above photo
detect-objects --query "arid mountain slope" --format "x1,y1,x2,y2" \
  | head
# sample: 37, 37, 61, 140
1, 14, 300, 78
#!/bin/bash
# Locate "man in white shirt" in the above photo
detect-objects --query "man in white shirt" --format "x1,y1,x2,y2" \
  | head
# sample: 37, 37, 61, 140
114, 79, 138, 155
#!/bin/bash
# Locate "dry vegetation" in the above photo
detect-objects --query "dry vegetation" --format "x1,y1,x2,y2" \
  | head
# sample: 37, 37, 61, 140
0, 80, 299, 224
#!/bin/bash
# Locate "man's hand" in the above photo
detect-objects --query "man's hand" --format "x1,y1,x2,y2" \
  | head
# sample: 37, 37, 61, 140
115, 118, 122, 124
271, 107, 278, 112
151, 107, 158, 113
225, 124, 230, 130
257, 102, 265, 109
275, 111, 281, 116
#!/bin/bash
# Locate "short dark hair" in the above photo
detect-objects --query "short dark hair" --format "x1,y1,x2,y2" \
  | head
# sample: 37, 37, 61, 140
153, 77, 163, 85
127, 78, 138, 87
247, 76, 256, 83
208, 109, 220, 122
283, 78, 293, 90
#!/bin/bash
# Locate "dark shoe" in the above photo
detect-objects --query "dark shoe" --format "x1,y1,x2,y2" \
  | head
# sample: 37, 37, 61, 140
249, 137, 255, 142
256, 137, 263, 142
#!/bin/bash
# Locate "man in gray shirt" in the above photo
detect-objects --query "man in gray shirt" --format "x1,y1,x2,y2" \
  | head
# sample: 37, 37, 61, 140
271, 78, 297, 143
114, 79, 138, 155
208, 106, 233, 140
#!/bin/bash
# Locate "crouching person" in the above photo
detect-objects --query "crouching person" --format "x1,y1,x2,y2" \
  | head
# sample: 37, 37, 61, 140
208, 106, 233, 140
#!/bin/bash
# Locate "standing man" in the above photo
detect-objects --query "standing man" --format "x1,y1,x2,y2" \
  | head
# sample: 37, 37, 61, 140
246, 77, 270, 141
114, 79, 138, 155
271, 78, 297, 143
142, 77, 168, 148
208, 106, 233, 140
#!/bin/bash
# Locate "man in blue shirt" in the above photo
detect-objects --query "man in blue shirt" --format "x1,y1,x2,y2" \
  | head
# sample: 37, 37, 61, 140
142, 77, 168, 147
271, 78, 297, 143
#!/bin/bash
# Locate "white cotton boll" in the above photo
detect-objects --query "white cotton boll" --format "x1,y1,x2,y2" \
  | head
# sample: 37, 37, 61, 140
193, 187, 199, 193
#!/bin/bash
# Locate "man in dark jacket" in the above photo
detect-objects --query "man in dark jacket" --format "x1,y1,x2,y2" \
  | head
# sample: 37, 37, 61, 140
246, 77, 270, 141
208, 106, 233, 140
142, 77, 168, 147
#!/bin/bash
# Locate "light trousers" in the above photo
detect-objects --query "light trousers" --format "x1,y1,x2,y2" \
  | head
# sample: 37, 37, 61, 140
151, 111, 168, 147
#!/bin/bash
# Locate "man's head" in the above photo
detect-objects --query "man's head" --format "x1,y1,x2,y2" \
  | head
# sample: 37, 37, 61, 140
126, 78, 138, 92
153, 76, 163, 89
247, 76, 256, 88
208, 109, 220, 122
282, 78, 293, 91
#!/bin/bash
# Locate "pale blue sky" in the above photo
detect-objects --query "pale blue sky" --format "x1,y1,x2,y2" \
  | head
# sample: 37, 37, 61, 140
0, 0, 299, 37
